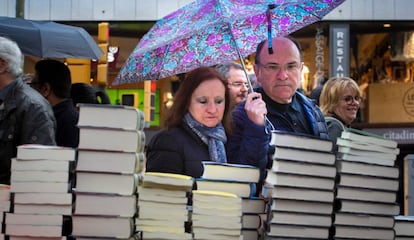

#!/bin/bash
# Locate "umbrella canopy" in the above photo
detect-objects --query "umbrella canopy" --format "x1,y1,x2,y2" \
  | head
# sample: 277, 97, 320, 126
0, 16, 102, 59
113, 0, 345, 86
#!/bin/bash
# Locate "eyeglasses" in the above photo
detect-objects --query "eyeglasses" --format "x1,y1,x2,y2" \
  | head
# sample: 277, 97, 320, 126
257, 62, 301, 74
228, 82, 249, 88
341, 95, 362, 104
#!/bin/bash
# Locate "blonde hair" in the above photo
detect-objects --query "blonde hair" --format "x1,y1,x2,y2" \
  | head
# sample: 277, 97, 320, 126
319, 77, 361, 115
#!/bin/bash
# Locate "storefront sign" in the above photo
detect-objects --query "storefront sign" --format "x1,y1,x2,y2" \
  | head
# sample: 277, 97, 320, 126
315, 27, 324, 80
329, 24, 350, 77
363, 127, 414, 145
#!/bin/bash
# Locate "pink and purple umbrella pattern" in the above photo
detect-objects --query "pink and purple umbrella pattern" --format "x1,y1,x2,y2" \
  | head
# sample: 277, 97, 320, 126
114, 0, 345, 85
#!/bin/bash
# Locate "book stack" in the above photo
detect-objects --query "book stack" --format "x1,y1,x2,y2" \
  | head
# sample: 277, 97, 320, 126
72, 104, 145, 239
241, 197, 268, 240
394, 215, 414, 240
192, 190, 242, 240
0, 184, 10, 240
333, 128, 400, 240
6, 144, 76, 239
136, 172, 193, 240
195, 161, 264, 240
265, 130, 337, 239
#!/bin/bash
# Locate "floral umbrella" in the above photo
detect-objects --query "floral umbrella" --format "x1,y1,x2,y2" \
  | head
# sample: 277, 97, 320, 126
113, 0, 345, 86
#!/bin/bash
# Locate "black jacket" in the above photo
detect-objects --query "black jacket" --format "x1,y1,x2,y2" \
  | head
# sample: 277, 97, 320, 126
146, 124, 210, 178
0, 78, 56, 184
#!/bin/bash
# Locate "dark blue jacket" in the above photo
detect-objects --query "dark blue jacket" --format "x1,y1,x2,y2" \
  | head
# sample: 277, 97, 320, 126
227, 88, 329, 174
146, 124, 210, 178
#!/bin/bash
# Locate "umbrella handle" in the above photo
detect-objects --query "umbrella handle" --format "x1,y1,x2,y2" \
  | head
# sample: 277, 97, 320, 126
266, 4, 276, 55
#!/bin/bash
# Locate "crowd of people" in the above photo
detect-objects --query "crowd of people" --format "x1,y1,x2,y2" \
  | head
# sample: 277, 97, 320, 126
0, 35, 363, 192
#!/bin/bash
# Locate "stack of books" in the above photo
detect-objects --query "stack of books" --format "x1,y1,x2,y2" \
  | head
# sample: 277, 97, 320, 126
241, 196, 268, 240
6, 144, 76, 239
333, 128, 400, 240
136, 172, 193, 240
195, 161, 264, 240
192, 190, 242, 240
72, 104, 145, 239
394, 215, 414, 240
265, 130, 337, 239
0, 184, 10, 240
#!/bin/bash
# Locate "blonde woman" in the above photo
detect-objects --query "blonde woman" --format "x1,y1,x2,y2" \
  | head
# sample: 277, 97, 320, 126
319, 76, 362, 143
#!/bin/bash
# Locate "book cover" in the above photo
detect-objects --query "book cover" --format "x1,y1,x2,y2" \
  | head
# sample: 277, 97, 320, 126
341, 128, 398, 148
75, 171, 138, 195
338, 145, 397, 160
404, 155, 414, 215
270, 211, 332, 227
10, 181, 71, 193
195, 178, 256, 198
395, 215, 414, 237
271, 199, 333, 215
77, 103, 145, 130
77, 150, 143, 174
138, 231, 192, 240
11, 158, 72, 172
13, 192, 72, 205
142, 172, 194, 191
273, 146, 336, 165
78, 127, 145, 153
334, 212, 395, 228
337, 160, 399, 179
201, 162, 260, 183
74, 192, 137, 217
242, 213, 261, 229
5, 224, 63, 237
338, 152, 396, 167
241, 197, 266, 214
16, 144, 76, 161
265, 172, 335, 190
335, 185, 397, 203
336, 199, 400, 216
337, 173, 399, 191
137, 186, 188, 204
336, 137, 400, 155
267, 224, 330, 239
12, 203, 72, 215
271, 159, 337, 178
11, 170, 69, 183
5, 212, 63, 226
271, 186, 334, 203
270, 130, 333, 153
71, 215, 134, 238
333, 225, 395, 240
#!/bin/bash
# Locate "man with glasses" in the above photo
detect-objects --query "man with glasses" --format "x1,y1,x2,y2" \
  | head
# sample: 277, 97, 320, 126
215, 62, 249, 109
0, 37, 56, 184
227, 37, 329, 184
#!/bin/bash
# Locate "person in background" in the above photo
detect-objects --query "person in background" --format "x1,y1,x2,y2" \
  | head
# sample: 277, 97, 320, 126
32, 59, 79, 148
309, 76, 327, 106
215, 62, 249, 109
0, 37, 56, 184
70, 82, 111, 110
227, 36, 329, 181
146, 67, 232, 177
319, 76, 362, 143
22, 73, 35, 84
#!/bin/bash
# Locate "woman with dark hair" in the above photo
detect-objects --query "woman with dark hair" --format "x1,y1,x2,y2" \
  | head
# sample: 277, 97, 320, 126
71, 83, 111, 109
145, 67, 232, 177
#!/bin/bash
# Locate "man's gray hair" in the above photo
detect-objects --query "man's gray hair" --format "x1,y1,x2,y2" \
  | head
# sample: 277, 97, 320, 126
215, 62, 244, 80
0, 37, 23, 77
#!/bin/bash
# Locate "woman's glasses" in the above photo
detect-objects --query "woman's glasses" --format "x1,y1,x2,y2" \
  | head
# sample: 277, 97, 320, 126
341, 95, 362, 104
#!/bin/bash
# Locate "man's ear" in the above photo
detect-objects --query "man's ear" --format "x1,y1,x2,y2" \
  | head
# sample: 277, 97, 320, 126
41, 82, 52, 98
